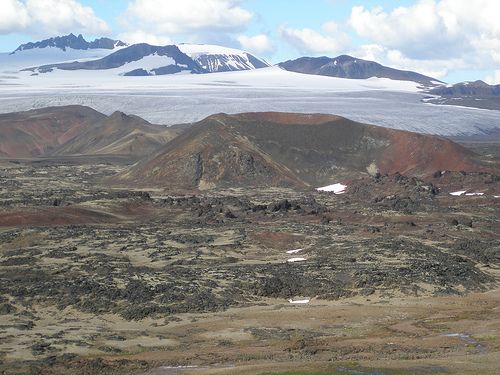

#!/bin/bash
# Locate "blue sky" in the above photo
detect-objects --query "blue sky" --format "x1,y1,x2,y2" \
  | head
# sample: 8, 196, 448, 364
1, 0, 499, 84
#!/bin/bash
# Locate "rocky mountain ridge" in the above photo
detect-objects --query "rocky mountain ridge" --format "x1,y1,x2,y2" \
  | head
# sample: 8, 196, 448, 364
279, 55, 441, 86
12, 33, 127, 53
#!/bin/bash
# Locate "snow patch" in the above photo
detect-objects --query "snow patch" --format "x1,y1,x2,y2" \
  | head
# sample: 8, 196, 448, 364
178, 44, 249, 57
450, 191, 484, 196
317, 183, 347, 194
115, 53, 176, 75
287, 257, 307, 263
289, 299, 310, 304
286, 248, 303, 254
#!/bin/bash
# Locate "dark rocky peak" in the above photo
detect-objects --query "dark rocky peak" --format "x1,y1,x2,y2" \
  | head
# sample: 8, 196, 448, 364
279, 54, 441, 86
331, 55, 359, 64
89, 37, 127, 50
429, 80, 500, 96
30, 43, 202, 76
12, 33, 127, 53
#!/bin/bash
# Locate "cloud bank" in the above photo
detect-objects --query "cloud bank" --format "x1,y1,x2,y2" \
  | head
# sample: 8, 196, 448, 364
0, 0, 109, 36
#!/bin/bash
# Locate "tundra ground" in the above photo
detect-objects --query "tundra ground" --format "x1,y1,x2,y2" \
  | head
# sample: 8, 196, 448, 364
0, 157, 498, 374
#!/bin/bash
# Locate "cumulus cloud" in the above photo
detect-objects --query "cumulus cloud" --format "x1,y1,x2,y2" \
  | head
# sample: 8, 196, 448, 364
349, 1, 469, 60
354, 44, 461, 79
346, 0, 500, 82
118, 31, 172, 46
349, 0, 500, 62
237, 34, 273, 54
0, 0, 110, 36
0, 0, 30, 33
279, 22, 349, 54
122, 0, 252, 37
485, 71, 500, 85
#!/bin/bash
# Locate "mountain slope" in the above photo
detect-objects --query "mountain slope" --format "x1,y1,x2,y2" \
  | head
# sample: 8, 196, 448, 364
117, 114, 305, 189
426, 80, 500, 110
20, 39, 270, 76
430, 80, 500, 96
117, 112, 486, 190
279, 55, 441, 86
177, 44, 269, 72
12, 33, 127, 53
0, 106, 180, 158
1, 34, 128, 74
0, 105, 105, 157
30, 44, 200, 76
54, 111, 180, 157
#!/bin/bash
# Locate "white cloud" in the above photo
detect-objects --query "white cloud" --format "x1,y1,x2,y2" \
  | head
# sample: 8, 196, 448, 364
349, 0, 500, 62
354, 44, 459, 79
0, 0, 110, 36
118, 31, 172, 46
237, 34, 273, 54
485, 71, 500, 85
347, 1, 500, 82
279, 22, 349, 54
122, 0, 253, 35
0, 0, 30, 33
349, 1, 463, 59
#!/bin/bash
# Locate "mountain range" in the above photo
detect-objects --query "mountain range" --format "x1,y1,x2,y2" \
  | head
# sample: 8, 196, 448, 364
5, 33, 439, 83
425, 80, 500, 110
6, 32, 497, 96
0, 104, 497, 191
0, 33, 498, 119
0, 106, 178, 158
12, 34, 269, 76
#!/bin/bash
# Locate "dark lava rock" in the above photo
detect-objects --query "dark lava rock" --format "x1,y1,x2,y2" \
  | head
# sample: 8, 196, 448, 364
0, 303, 17, 314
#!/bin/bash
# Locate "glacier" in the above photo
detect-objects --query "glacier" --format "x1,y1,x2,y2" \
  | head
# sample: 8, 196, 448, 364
0, 65, 499, 136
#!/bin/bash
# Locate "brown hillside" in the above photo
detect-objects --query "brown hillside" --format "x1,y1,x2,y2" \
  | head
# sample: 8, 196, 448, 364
117, 112, 491, 190
0, 105, 105, 157
53, 111, 180, 157
117, 115, 305, 189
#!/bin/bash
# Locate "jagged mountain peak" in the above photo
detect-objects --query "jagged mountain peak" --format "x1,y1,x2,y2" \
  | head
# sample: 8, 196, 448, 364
12, 33, 127, 53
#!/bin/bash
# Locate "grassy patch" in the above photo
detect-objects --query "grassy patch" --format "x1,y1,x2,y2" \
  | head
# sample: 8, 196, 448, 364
258, 364, 451, 375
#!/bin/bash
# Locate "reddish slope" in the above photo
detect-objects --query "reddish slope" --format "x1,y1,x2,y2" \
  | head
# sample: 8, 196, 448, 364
0, 105, 105, 158
53, 111, 180, 157
373, 127, 481, 176
117, 112, 495, 190
117, 115, 305, 189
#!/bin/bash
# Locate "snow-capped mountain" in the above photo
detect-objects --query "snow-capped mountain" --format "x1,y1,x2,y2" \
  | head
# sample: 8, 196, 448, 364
12, 33, 127, 53
1, 34, 499, 139
2, 34, 269, 77
28, 43, 201, 76
10, 38, 270, 76
0, 34, 128, 73
177, 44, 269, 72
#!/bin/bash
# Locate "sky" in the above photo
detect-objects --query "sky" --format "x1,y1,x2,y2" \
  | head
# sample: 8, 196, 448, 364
1, 0, 499, 84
